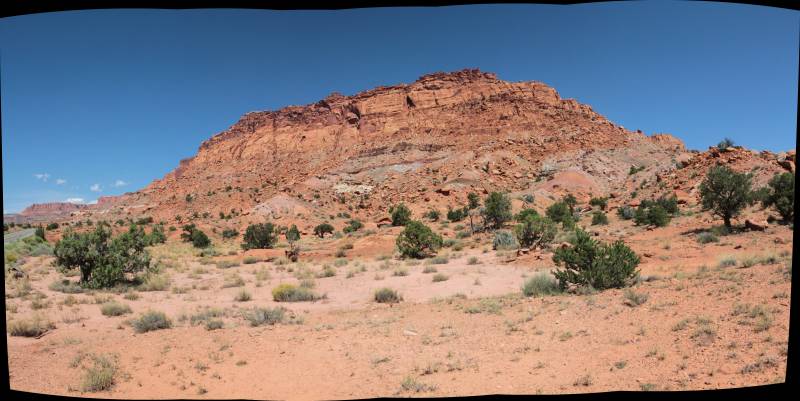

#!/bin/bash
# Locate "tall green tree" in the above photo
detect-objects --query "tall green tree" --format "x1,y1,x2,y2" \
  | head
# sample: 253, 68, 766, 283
699, 166, 753, 228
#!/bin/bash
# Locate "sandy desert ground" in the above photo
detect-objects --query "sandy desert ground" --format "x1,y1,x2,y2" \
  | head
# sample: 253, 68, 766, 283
5, 205, 792, 399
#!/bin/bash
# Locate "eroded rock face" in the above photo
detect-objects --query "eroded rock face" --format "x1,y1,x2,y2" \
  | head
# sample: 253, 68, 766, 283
19, 202, 88, 217
49, 68, 779, 230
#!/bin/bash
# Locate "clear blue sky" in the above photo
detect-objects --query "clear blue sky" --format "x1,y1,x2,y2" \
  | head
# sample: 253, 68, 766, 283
1, 3, 798, 213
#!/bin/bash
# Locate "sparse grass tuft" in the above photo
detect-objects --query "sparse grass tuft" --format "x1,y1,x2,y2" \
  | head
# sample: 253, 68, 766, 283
622, 289, 649, 306
432, 273, 449, 282
245, 306, 287, 326
234, 289, 252, 302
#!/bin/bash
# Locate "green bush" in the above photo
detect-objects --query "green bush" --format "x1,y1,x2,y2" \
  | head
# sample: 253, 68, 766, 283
482, 192, 512, 230
180, 224, 211, 248
132, 310, 172, 333
35, 226, 46, 241
591, 211, 609, 226
222, 229, 239, 239
762, 172, 794, 223
699, 166, 753, 228
515, 208, 539, 222
522, 273, 562, 297
552, 229, 640, 291
242, 223, 277, 250
589, 197, 608, 211
285, 224, 301, 243
81, 355, 117, 392
396, 221, 443, 259
717, 137, 734, 150
634, 203, 670, 227
54, 224, 151, 288
271, 283, 321, 302
46, 222, 59, 230
446, 207, 467, 222
493, 230, 519, 250
514, 214, 556, 249
342, 219, 363, 233
147, 225, 166, 245
546, 200, 574, 228
389, 203, 412, 226
49, 279, 84, 294
374, 287, 402, 303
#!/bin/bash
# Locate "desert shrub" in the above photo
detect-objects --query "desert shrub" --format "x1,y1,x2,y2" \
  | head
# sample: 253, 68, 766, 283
431, 273, 449, 282
54, 224, 151, 288
423, 210, 440, 221
492, 230, 519, 250
35, 225, 46, 241
629, 165, 645, 175
46, 222, 60, 230
342, 219, 363, 233
422, 265, 437, 273
425, 255, 449, 265
313, 223, 334, 238
389, 203, 412, 226
234, 289, 252, 302
7, 314, 54, 337
589, 197, 608, 211
634, 203, 670, 227
132, 310, 172, 333
622, 289, 649, 306
271, 283, 320, 302
717, 137, 734, 150
180, 224, 211, 248
245, 307, 287, 326
515, 208, 539, 222
696, 232, 719, 244
446, 207, 467, 222
552, 229, 640, 291
591, 211, 609, 226
147, 225, 166, 245
204, 320, 224, 330
546, 200, 574, 228
138, 273, 170, 291
396, 221, 443, 259
514, 214, 556, 249
100, 301, 132, 316
374, 287, 402, 303
243, 256, 260, 264
522, 273, 562, 297
222, 229, 239, 239
617, 206, 635, 220
49, 279, 84, 294
699, 165, 753, 228
762, 172, 794, 223
81, 355, 117, 392
216, 260, 240, 269
482, 192, 513, 230
242, 223, 277, 250
285, 224, 301, 243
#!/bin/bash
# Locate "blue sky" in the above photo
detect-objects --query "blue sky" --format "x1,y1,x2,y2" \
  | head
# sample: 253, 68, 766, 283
1, 3, 798, 213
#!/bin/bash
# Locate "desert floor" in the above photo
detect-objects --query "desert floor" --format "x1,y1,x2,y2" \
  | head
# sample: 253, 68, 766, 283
6, 209, 792, 399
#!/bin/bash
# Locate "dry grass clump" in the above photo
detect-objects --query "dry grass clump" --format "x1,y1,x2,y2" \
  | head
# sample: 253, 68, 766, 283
234, 289, 252, 302
132, 310, 172, 333
100, 301, 132, 317
7, 314, 55, 337
271, 283, 322, 302
374, 287, 402, 303
81, 354, 117, 392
